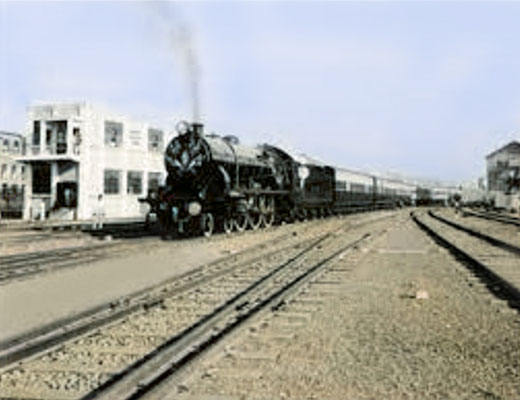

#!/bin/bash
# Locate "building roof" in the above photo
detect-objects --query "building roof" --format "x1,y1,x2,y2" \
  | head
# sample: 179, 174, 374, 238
0, 131, 22, 139
486, 140, 520, 159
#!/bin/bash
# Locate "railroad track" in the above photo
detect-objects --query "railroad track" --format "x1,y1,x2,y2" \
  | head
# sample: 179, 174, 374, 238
0, 212, 390, 400
0, 241, 126, 285
0, 212, 389, 286
0, 223, 276, 285
411, 210, 520, 311
463, 208, 520, 227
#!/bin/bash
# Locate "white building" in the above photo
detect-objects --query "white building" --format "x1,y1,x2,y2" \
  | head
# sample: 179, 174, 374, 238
0, 131, 27, 218
18, 102, 167, 222
486, 140, 520, 211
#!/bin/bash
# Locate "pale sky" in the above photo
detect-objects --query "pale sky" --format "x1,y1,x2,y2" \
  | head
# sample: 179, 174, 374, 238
1, 1, 520, 183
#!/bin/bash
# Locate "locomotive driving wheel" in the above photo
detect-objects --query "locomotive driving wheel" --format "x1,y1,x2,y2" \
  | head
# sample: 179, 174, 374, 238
261, 196, 275, 228
222, 217, 233, 234
201, 212, 214, 237
248, 211, 262, 230
233, 213, 248, 232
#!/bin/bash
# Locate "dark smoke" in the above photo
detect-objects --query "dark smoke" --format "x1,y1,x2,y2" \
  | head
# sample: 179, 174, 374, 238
148, 1, 201, 122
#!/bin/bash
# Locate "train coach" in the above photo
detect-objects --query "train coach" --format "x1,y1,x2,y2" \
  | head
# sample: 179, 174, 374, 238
142, 122, 417, 236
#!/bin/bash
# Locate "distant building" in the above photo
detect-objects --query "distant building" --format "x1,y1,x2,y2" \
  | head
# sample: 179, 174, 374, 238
17, 102, 167, 221
0, 131, 27, 218
460, 180, 486, 205
486, 140, 520, 210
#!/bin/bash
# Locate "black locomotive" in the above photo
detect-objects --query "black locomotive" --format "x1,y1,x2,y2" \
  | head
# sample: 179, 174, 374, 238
142, 122, 414, 237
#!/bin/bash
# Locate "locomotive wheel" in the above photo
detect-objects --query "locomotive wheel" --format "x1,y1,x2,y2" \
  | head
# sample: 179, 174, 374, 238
298, 209, 307, 222
233, 214, 248, 232
223, 217, 233, 234
262, 196, 275, 228
262, 211, 275, 228
201, 213, 214, 237
248, 212, 262, 230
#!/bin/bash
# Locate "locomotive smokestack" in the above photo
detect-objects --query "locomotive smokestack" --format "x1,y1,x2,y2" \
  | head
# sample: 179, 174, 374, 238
192, 122, 204, 137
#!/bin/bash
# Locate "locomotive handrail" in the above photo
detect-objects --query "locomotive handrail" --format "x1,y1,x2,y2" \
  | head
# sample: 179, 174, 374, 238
221, 135, 239, 189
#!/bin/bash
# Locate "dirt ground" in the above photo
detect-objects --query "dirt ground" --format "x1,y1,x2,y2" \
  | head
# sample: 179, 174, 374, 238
175, 213, 520, 400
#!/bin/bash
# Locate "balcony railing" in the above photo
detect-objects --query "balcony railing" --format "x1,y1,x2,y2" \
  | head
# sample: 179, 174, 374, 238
30, 143, 76, 156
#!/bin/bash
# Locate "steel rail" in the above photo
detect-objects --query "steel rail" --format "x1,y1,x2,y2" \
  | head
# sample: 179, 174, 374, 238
429, 211, 520, 256
0, 241, 123, 285
411, 211, 520, 311
463, 208, 520, 228
81, 232, 371, 400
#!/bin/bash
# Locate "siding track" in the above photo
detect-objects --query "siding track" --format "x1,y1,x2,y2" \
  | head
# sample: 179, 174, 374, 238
411, 210, 520, 311
463, 208, 520, 228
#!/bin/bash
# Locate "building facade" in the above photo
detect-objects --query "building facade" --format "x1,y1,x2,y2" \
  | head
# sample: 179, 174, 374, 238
486, 140, 520, 211
18, 102, 167, 221
0, 131, 27, 218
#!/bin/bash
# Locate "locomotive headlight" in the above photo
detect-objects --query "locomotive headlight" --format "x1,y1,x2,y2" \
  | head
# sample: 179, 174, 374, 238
176, 120, 190, 135
298, 166, 310, 180
188, 201, 202, 216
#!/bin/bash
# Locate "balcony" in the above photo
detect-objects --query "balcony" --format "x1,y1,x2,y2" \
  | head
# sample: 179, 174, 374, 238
19, 143, 80, 163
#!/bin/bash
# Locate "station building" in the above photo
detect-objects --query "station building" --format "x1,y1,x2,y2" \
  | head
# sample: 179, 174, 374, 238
17, 102, 167, 222
486, 140, 520, 211
0, 131, 27, 218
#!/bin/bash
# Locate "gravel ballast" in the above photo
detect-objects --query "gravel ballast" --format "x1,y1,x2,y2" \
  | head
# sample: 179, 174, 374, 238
174, 213, 520, 400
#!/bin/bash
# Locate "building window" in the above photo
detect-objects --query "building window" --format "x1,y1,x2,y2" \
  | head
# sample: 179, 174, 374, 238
104, 169, 121, 194
21, 165, 26, 180
56, 120, 67, 154
73, 127, 81, 155
104, 121, 123, 148
127, 171, 143, 194
33, 121, 41, 145
147, 172, 162, 192
2, 139, 8, 152
13, 140, 20, 153
11, 165, 16, 179
148, 129, 164, 152
1, 164, 6, 179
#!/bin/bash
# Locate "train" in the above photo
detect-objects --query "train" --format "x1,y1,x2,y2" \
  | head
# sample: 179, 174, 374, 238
141, 121, 417, 237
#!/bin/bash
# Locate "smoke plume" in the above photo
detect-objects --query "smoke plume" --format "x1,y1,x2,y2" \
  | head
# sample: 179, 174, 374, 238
149, 2, 201, 122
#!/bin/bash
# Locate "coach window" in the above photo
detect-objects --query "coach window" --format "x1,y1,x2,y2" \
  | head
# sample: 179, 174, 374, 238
127, 171, 143, 195
104, 169, 121, 194
148, 129, 164, 152
104, 121, 123, 148
351, 183, 365, 193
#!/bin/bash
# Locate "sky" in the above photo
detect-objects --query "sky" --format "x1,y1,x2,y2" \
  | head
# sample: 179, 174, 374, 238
1, 1, 520, 183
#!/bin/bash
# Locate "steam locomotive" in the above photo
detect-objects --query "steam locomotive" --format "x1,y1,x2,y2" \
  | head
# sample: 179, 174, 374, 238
142, 122, 416, 237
